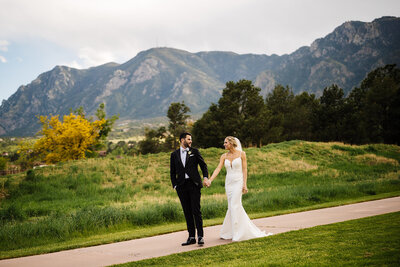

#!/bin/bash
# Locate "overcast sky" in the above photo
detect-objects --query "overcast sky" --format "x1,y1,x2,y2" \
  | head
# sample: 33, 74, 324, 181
1, 0, 399, 102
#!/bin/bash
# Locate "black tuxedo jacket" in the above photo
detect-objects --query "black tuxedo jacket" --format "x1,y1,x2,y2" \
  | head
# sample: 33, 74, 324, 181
170, 147, 208, 189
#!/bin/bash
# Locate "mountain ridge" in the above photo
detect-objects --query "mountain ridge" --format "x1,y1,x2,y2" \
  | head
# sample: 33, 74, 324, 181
1, 16, 399, 136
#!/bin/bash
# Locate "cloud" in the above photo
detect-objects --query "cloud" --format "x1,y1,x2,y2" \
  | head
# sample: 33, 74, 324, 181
0, 40, 9, 52
78, 47, 117, 68
0, 55, 7, 63
0, 0, 399, 68
58, 60, 83, 69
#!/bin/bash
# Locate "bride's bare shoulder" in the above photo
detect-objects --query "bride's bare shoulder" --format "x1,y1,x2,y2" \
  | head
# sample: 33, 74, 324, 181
221, 153, 227, 159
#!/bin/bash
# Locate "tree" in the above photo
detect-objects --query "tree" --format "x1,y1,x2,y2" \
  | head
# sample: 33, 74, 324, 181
29, 103, 118, 164
193, 80, 266, 148
139, 127, 167, 154
340, 64, 400, 145
238, 81, 267, 147
264, 84, 294, 143
341, 86, 369, 144
33, 114, 105, 163
167, 102, 191, 149
95, 103, 119, 141
313, 84, 346, 141
285, 92, 318, 141
192, 103, 224, 148
361, 64, 400, 144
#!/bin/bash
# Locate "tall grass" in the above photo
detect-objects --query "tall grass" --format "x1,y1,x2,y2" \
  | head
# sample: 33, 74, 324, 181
0, 202, 184, 250
0, 141, 399, 252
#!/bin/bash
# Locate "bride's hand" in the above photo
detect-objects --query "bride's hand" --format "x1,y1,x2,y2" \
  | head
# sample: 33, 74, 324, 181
242, 185, 248, 194
203, 178, 211, 187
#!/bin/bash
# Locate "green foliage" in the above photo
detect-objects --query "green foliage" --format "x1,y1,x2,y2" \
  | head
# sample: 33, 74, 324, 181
167, 101, 191, 149
339, 64, 400, 145
314, 84, 346, 141
137, 101, 192, 154
285, 91, 318, 141
360, 64, 400, 144
138, 127, 168, 154
0, 157, 8, 171
0, 141, 399, 254
264, 84, 294, 143
193, 80, 266, 147
193, 64, 400, 148
95, 103, 119, 141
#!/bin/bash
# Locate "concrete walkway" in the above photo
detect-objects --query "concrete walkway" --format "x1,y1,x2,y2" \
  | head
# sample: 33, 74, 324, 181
1, 197, 400, 267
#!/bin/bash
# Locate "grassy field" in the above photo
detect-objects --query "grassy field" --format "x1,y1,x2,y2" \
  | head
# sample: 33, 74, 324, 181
117, 212, 400, 266
0, 140, 399, 259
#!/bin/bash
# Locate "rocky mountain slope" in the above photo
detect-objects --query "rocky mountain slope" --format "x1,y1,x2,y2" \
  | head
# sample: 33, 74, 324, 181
0, 16, 399, 136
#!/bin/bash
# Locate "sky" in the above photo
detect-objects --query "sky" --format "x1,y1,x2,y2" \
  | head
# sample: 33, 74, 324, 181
1, 0, 399, 102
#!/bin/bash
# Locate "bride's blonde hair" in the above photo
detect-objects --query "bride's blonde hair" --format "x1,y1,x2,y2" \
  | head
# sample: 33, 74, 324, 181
225, 136, 238, 148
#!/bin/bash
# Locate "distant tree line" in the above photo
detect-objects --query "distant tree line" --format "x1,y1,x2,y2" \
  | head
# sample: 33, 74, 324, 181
3, 64, 397, 168
192, 64, 400, 148
136, 102, 193, 154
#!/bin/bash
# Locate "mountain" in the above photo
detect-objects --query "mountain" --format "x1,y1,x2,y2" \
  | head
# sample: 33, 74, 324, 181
197, 16, 400, 96
1, 16, 399, 136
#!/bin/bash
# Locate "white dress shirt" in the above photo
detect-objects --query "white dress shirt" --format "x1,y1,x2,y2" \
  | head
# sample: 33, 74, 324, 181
180, 146, 190, 179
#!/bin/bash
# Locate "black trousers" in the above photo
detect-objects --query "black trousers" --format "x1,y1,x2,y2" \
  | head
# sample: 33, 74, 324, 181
176, 178, 203, 238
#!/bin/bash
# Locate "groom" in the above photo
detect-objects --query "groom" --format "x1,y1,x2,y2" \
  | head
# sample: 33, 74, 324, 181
170, 132, 209, 246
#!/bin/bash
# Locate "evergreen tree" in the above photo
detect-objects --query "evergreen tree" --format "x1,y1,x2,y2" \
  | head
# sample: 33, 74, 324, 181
167, 102, 191, 149
95, 103, 119, 141
193, 80, 265, 148
192, 103, 224, 148
139, 127, 167, 154
342, 86, 369, 144
361, 64, 400, 144
264, 85, 294, 143
313, 84, 346, 141
286, 92, 318, 141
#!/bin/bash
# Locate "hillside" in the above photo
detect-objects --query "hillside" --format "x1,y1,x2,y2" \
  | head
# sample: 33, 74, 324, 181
0, 16, 399, 136
0, 141, 399, 258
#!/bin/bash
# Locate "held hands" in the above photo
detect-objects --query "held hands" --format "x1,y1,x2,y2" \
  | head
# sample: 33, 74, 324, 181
203, 178, 211, 187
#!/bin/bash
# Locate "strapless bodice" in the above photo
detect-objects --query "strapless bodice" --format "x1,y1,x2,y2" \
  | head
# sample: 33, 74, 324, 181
224, 157, 243, 176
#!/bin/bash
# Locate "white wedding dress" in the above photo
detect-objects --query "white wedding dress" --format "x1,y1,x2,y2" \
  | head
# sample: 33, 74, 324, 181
220, 156, 272, 241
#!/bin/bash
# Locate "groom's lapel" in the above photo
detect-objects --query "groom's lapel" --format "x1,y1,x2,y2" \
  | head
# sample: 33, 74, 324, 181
185, 148, 191, 166
176, 149, 184, 168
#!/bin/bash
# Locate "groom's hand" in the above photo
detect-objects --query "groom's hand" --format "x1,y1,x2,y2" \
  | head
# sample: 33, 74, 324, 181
203, 178, 211, 187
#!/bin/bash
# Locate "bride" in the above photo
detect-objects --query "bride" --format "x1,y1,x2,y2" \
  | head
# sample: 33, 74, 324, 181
204, 136, 273, 241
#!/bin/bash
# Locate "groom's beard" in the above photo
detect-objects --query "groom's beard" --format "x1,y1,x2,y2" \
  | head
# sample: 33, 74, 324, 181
183, 141, 191, 148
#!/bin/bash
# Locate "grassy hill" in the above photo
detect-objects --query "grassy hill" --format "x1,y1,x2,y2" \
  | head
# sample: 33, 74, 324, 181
0, 140, 399, 258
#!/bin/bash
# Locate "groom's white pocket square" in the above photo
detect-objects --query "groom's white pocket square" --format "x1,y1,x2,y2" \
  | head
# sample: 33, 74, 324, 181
189, 154, 195, 157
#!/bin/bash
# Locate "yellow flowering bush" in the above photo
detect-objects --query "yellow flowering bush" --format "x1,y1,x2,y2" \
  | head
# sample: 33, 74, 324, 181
34, 114, 106, 163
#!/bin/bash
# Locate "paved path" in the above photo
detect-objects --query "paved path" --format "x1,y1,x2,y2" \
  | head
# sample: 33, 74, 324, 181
1, 197, 400, 267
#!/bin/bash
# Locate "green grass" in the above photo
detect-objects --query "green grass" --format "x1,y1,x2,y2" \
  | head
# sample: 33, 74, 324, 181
2, 193, 398, 260
0, 141, 399, 258
116, 212, 400, 266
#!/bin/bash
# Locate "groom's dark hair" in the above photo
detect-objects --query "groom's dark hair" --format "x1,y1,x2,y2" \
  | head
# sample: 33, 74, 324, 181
180, 132, 192, 141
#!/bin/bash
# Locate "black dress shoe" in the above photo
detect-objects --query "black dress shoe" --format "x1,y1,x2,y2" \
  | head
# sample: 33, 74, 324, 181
181, 237, 196, 246
198, 236, 204, 245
